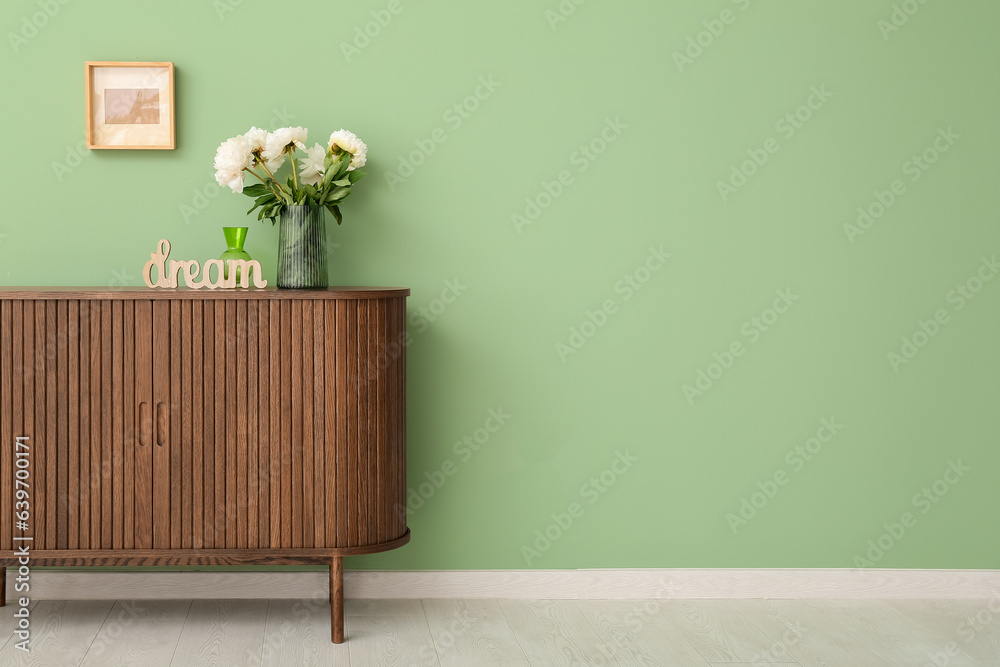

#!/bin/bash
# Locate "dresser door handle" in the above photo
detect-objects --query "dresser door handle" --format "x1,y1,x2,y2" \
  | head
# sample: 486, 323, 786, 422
139, 402, 151, 447
156, 402, 167, 447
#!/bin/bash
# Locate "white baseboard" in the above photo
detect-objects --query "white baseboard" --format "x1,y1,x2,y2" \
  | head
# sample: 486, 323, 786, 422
8, 568, 1000, 601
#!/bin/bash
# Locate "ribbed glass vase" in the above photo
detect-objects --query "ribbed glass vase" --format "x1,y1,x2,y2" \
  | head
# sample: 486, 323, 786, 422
276, 205, 328, 288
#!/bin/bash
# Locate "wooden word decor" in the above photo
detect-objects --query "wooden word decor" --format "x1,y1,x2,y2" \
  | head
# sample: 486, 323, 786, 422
142, 239, 267, 289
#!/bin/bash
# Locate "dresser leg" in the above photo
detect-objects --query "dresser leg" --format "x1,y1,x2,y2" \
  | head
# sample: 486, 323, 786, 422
331, 556, 344, 643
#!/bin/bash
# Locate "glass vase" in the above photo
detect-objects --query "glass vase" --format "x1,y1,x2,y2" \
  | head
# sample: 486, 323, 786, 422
276, 205, 328, 288
219, 226, 252, 282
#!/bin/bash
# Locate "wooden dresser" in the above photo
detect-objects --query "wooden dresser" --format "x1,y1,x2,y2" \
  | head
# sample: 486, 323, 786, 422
0, 287, 409, 643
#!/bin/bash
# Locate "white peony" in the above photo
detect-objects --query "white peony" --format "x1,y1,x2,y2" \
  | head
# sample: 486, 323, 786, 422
327, 129, 367, 170
298, 143, 327, 187
243, 126, 268, 167
262, 126, 308, 170
213, 135, 252, 193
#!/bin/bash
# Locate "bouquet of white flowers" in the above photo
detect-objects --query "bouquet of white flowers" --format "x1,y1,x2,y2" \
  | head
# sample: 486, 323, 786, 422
213, 126, 367, 225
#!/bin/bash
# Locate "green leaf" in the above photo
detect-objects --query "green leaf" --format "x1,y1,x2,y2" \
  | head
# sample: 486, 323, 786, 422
242, 183, 270, 198
260, 202, 285, 223
268, 202, 283, 224
348, 169, 366, 183
332, 178, 351, 187
246, 193, 276, 215
301, 185, 319, 206
326, 187, 350, 203
321, 165, 337, 188
334, 153, 351, 179
326, 204, 342, 225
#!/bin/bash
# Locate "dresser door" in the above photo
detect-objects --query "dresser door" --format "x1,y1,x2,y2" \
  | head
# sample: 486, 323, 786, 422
175, 298, 267, 550
0, 299, 147, 551
172, 298, 245, 550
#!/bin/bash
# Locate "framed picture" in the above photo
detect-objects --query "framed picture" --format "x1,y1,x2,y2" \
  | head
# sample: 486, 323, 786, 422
85, 61, 175, 150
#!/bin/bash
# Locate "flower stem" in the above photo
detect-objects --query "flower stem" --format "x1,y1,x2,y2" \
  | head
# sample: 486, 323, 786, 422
289, 151, 300, 191
257, 161, 280, 187
257, 161, 290, 203
244, 168, 284, 201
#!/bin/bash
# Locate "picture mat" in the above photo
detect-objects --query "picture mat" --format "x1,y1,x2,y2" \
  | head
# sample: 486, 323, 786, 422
91, 66, 171, 147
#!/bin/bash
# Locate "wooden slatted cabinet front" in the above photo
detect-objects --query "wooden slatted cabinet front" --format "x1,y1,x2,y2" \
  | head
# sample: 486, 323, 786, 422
0, 287, 410, 643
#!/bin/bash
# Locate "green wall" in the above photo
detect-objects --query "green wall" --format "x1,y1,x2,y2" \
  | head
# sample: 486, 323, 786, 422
2, 0, 998, 571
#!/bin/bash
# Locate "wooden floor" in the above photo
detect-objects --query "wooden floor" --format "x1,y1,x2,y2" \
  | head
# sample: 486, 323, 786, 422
0, 598, 998, 666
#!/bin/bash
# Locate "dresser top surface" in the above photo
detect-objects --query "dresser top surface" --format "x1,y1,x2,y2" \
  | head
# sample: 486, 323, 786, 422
0, 286, 409, 300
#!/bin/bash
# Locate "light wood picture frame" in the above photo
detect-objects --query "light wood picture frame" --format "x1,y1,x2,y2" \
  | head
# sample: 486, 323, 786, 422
85, 61, 175, 150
